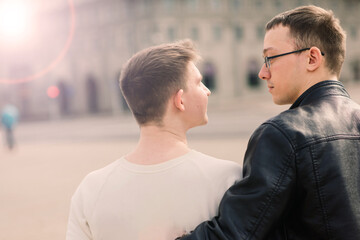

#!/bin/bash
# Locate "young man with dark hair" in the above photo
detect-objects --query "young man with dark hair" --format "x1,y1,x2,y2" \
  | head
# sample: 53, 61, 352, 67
66, 40, 242, 240
179, 5, 360, 240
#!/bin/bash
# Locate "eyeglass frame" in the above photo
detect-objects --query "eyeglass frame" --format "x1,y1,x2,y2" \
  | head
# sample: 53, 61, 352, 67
264, 48, 325, 69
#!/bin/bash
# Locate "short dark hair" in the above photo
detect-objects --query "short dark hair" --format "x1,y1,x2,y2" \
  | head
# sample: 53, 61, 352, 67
266, 5, 346, 78
120, 39, 199, 126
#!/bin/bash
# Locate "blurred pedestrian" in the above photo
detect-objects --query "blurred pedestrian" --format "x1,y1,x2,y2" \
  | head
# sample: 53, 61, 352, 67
179, 5, 360, 240
1, 104, 19, 150
66, 40, 242, 240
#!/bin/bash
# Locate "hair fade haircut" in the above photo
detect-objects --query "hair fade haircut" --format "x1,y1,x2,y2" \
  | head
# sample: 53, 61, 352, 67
120, 39, 199, 126
266, 5, 346, 78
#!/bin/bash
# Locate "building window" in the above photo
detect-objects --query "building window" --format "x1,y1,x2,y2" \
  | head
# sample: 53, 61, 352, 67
163, 0, 175, 12
274, 0, 282, 9
296, 0, 304, 5
186, 0, 199, 11
213, 25, 222, 41
191, 27, 199, 41
144, 0, 153, 11
350, 26, 358, 40
203, 62, 216, 91
148, 23, 160, 44
230, 0, 242, 10
139, 0, 152, 14
167, 27, 176, 41
254, 0, 263, 8
86, 75, 99, 113
329, 0, 339, 8
234, 26, 243, 41
247, 59, 260, 88
210, 0, 222, 11
352, 60, 360, 81
345, 0, 356, 9
257, 25, 265, 40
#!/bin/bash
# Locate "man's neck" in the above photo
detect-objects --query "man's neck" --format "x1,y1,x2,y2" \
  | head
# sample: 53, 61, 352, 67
125, 125, 190, 165
293, 71, 338, 105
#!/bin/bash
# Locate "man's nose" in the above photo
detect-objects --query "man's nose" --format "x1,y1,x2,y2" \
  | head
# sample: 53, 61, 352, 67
258, 64, 270, 80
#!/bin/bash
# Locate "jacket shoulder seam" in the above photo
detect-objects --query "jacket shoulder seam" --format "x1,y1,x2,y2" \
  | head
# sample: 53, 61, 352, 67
263, 121, 296, 150
296, 134, 360, 151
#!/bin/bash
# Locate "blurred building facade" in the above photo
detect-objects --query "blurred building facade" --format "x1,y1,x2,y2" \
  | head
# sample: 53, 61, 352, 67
0, 0, 359, 120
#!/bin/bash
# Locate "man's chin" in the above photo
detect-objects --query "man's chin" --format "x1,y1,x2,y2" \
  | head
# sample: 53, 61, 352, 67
198, 117, 209, 127
272, 96, 290, 106
187, 117, 208, 130
203, 116, 209, 125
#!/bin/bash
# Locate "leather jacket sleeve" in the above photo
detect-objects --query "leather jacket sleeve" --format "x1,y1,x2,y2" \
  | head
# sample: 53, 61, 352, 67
181, 122, 296, 240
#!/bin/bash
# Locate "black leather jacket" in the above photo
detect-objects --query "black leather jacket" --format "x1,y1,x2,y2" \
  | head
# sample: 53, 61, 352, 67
182, 80, 360, 240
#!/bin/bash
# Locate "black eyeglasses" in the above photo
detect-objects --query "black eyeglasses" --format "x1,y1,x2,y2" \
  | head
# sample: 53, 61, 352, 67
264, 48, 325, 69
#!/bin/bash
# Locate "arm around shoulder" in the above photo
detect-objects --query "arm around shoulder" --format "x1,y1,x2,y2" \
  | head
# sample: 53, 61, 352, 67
179, 123, 296, 239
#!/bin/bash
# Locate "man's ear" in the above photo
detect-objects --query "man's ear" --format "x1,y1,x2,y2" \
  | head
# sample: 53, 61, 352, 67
174, 89, 185, 111
307, 47, 323, 72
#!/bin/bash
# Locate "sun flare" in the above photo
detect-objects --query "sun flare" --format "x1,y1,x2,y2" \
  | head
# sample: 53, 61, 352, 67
0, 1, 32, 40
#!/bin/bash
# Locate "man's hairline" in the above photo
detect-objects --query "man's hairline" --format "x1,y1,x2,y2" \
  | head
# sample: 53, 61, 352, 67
263, 25, 298, 56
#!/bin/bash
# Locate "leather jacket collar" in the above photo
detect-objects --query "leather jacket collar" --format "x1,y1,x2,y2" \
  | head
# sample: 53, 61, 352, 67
290, 80, 349, 110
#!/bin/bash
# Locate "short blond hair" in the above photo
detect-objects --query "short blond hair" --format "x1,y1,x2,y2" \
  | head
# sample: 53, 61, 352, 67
120, 39, 199, 125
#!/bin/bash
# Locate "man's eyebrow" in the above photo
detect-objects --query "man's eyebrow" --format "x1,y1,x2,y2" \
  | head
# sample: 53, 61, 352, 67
263, 47, 274, 55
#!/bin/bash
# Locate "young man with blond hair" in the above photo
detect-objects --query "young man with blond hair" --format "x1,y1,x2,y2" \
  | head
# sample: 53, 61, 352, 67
179, 5, 360, 240
66, 40, 242, 240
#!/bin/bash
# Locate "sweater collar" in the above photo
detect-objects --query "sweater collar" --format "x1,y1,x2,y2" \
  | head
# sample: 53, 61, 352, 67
290, 80, 349, 109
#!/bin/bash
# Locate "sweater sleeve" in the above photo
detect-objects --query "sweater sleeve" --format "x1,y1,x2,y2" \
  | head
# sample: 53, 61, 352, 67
66, 187, 94, 240
180, 123, 296, 240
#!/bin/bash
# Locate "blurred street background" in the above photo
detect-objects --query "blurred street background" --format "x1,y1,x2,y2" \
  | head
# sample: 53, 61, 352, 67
1, 0, 360, 239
